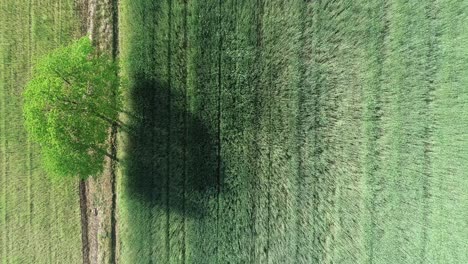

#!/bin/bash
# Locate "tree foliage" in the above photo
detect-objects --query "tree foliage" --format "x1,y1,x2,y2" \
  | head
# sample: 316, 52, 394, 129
23, 37, 121, 178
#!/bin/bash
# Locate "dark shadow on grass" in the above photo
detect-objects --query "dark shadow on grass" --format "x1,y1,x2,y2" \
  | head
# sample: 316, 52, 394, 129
122, 73, 220, 218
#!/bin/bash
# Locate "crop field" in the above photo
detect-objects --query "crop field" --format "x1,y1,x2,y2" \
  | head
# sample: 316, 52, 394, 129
117, 0, 468, 263
0, 0, 82, 263
1, 0, 468, 263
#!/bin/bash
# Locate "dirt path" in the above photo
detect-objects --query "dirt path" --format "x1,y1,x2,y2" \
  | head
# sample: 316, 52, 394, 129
79, 179, 90, 264
77, 0, 119, 263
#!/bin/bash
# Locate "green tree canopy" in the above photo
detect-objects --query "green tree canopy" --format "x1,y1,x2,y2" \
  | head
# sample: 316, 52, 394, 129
23, 37, 121, 178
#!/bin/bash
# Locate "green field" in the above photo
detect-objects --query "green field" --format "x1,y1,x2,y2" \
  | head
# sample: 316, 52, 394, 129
117, 0, 468, 263
1, 0, 468, 263
0, 0, 82, 263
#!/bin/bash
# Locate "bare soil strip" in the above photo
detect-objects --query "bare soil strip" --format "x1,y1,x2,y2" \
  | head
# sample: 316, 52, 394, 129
109, 124, 118, 264
77, 0, 119, 263
79, 179, 90, 264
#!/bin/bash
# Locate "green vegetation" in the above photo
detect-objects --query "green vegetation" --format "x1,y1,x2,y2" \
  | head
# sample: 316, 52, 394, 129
1, 0, 468, 263
117, 0, 468, 263
0, 0, 82, 262
23, 37, 120, 178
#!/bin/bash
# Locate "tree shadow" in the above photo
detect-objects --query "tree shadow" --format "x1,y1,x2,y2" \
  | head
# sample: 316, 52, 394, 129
121, 73, 221, 218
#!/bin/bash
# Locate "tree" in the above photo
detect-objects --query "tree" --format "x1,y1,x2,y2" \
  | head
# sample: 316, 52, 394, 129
23, 37, 121, 178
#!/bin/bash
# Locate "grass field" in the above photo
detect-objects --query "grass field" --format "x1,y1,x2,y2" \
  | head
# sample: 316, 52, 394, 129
1, 0, 468, 263
0, 0, 82, 263
117, 0, 468, 263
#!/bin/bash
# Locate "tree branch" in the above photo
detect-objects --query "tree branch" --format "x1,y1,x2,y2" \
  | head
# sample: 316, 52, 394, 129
52, 68, 73, 86
41, 91, 121, 126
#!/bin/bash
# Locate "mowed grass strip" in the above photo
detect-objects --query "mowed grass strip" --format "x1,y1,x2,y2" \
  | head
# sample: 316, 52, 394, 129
0, 0, 82, 262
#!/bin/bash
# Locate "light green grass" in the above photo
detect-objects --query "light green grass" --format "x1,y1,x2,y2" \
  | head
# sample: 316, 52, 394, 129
0, 0, 82, 263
